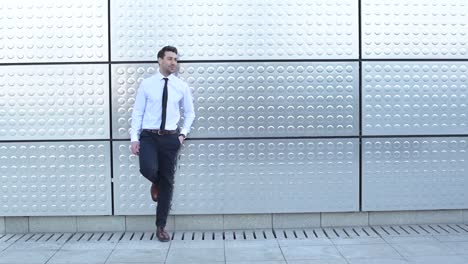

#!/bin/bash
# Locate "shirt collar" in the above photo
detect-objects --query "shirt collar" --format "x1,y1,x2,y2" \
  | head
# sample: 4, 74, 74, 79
156, 69, 175, 81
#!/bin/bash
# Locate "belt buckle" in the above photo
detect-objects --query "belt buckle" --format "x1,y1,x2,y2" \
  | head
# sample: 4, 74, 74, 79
157, 130, 164, 136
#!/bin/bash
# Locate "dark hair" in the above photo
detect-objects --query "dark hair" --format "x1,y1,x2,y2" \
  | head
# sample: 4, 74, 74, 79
157, 46, 178, 60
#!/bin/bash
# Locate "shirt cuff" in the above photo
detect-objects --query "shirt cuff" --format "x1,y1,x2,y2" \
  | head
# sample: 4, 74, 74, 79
131, 134, 139, 142
179, 128, 189, 137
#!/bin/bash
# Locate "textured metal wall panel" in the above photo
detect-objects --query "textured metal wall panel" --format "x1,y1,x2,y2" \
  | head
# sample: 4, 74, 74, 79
0, 64, 110, 140
113, 139, 359, 215
179, 139, 360, 214
0, 0, 108, 63
111, 0, 358, 60
111, 64, 157, 139
362, 62, 468, 135
112, 62, 359, 139
363, 137, 468, 211
0, 142, 112, 216
112, 142, 156, 215
362, 0, 468, 59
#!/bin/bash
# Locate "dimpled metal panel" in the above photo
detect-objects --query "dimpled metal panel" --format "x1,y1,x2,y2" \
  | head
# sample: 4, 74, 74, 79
113, 139, 359, 215
0, 0, 108, 63
362, 62, 468, 135
363, 137, 468, 211
112, 62, 359, 139
112, 142, 156, 215
0, 142, 112, 216
111, 0, 358, 60
184, 62, 359, 137
0, 64, 110, 140
111, 64, 158, 139
362, 0, 468, 59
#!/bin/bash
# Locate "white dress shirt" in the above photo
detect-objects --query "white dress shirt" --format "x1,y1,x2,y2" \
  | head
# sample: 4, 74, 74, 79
130, 71, 195, 142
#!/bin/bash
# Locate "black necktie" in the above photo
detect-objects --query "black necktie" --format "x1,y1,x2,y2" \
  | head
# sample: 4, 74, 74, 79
160, 77, 169, 130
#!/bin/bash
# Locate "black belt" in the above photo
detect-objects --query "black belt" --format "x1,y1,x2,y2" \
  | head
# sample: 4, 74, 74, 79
143, 129, 178, 135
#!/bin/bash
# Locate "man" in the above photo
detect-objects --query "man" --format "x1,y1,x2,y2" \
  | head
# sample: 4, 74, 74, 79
130, 46, 195, 242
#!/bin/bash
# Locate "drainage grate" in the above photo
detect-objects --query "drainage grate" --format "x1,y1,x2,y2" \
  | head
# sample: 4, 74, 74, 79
0, 233, 25, 243
66, 232, 122, 243
17, 233, 72, 243
114, 224, 468, 241
2, 224, 468, 244
370, 224, 468, 236
118, 232, 154, 242
276, 226, 380, 239
172, 230, 226, 241
223, 230, 276, 240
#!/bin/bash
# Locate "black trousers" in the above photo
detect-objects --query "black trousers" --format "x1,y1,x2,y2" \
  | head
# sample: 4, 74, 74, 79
138, 130, 181, 227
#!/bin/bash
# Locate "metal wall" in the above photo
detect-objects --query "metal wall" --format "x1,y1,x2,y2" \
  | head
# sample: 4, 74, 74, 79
1, 0, 467, 217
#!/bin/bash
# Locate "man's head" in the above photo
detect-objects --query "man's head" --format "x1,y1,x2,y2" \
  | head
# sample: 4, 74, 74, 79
157, 46, 178, 76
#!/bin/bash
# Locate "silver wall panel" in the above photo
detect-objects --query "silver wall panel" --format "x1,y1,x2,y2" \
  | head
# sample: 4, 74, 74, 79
0, 0, 108, 63
0, 142, 112, 216
112, 62, 359, 139
363, 137, 468, 211
112, 142, 155, 215
0, 64, 110, 140
111, 0, 358, 61
111, 64, 157, 139
113, 139, 359, 215
362, 62, 468, 135
362, 0, 468, 59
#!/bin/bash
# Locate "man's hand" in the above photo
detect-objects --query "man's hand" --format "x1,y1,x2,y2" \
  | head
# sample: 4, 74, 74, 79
178, 135, 185, 145
131, 141, 140, 155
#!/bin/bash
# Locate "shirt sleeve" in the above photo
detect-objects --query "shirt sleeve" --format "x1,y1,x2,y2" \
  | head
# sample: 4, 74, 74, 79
179, 82, 196, 136
130, 80, 147, 142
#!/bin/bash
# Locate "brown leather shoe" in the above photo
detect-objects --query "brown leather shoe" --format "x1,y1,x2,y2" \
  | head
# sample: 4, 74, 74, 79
156, 226, 170, 242
150, 183, 159, 202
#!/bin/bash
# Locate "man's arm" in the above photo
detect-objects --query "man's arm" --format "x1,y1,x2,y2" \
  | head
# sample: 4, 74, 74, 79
130, 81, 147, 154
179, 83, 196, 139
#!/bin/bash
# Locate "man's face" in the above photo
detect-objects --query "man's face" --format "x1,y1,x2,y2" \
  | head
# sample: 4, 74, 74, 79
158, 51, 178, 76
